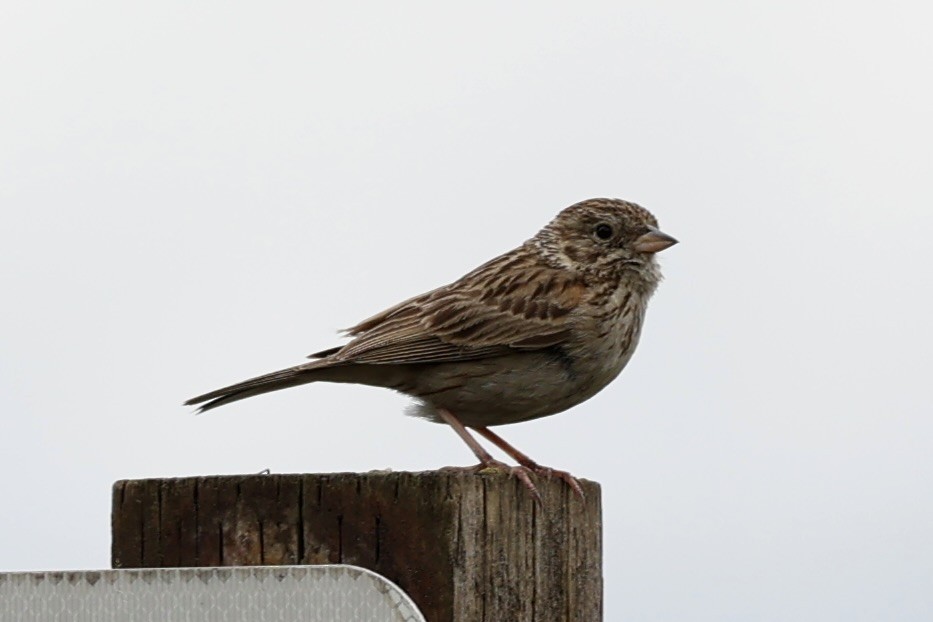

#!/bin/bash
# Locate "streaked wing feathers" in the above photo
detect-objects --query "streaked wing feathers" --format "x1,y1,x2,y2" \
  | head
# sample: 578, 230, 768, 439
328, 250, 585, 365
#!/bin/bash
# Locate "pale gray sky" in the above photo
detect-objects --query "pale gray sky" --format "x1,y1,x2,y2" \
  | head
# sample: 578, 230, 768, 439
2, 2, 931, 620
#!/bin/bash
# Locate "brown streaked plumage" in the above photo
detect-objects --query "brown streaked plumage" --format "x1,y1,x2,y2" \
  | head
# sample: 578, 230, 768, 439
186, 198, 677, 499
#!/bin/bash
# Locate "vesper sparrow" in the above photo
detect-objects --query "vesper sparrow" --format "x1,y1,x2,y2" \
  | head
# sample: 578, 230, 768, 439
187, 198, 677, 499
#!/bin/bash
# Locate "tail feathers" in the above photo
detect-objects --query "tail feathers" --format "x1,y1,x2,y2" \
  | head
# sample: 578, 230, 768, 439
185, 361, 329, 413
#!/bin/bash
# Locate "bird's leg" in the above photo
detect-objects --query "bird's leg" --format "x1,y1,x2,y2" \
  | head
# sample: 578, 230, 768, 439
436, 408, 541, 502
472, 426, 585, 500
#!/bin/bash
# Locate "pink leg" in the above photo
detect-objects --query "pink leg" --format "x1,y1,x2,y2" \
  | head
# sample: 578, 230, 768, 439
472, 426, 585, 500
437, 408, 541, 502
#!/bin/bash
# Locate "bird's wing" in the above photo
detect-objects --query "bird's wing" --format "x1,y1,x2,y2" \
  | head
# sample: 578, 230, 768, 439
327, 252, 586, 365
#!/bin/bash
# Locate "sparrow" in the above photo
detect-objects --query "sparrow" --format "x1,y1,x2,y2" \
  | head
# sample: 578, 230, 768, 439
186, 198, 677, 499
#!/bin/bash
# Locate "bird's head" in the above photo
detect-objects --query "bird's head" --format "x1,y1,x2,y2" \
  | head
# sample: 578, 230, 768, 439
534, 198, 677, 282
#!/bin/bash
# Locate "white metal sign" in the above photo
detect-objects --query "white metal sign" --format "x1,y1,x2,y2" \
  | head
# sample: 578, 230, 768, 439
0, 565, 425, 622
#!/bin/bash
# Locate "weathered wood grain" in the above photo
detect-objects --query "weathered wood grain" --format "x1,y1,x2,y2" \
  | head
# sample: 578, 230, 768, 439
112, 471, 602, 622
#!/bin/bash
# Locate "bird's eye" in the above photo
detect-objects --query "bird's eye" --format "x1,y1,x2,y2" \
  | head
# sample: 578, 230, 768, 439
595, 223, 613, 240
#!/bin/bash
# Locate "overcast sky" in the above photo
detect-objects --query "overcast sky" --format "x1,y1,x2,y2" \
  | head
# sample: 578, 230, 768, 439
2, 2, 931, 620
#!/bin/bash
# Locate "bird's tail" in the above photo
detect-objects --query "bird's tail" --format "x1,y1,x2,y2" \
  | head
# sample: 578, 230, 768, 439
184, 360, 334, 413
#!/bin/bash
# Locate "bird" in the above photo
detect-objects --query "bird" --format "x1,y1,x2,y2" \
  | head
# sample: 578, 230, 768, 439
186, 198, 677, 499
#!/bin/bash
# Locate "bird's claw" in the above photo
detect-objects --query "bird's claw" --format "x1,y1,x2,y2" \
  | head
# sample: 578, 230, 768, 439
527, 465, 585, 500
441, 460, 542, 503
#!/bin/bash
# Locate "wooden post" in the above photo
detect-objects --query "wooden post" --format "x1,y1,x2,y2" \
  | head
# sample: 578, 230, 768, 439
112, 471, 602, 621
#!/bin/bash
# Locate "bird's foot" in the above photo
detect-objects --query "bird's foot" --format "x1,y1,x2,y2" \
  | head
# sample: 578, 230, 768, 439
468, 426, 585, 501
440, 460, 541, 503
518, 462, 585, 500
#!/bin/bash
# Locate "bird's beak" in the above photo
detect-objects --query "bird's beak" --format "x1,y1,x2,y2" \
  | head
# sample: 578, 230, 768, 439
633, 227, 678, 253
